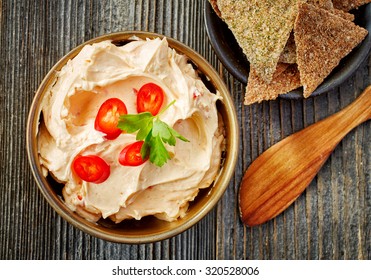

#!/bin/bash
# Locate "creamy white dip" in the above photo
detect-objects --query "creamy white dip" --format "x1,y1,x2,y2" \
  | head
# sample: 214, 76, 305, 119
38, 38, 224, 223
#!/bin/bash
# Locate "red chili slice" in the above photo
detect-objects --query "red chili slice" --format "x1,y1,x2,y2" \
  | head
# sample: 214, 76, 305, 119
119, 141, 148, 166
94, 98, 127, 140
72, 155, 110, 183
137, 83, 164, 116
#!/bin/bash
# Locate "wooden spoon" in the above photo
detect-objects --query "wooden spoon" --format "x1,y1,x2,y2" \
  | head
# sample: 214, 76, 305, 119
239, 85, 371, 226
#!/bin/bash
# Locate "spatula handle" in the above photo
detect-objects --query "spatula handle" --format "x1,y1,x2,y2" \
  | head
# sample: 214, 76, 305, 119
299, 85, 371, 152
324, 85, 371, 142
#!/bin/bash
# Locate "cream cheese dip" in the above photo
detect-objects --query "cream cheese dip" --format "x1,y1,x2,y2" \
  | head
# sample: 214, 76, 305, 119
38, 38, 224, 223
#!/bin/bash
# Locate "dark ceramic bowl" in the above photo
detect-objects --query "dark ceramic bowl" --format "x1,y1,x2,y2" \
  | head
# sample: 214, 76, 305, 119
204, 2, 371, 99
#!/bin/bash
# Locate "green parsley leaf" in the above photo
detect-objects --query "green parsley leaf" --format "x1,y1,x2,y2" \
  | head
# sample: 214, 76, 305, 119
153, 119, 190, 146
152, 119, 175, 145
167, 126, 190, 143
118, 112, 153, 139
140, 132, 152, 159
117, 101, 189, 167
149, 134, 171, 167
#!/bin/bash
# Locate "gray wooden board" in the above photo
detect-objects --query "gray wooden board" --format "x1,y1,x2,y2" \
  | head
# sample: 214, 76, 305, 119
0, 0, 370, 260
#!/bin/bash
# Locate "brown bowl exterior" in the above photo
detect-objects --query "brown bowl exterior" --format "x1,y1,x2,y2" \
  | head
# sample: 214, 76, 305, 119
26, 31, 238, 244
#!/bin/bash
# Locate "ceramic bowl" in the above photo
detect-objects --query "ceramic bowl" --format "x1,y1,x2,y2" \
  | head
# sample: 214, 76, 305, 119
204, 3, 371, 99
26, 31, 239, 243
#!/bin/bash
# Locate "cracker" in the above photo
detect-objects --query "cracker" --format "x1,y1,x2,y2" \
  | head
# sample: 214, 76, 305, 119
244, 63, 301, 105
332, 0, 371, 11
294, 3, 368, 97
276, 2, 355, 65
218, 0, 299, 83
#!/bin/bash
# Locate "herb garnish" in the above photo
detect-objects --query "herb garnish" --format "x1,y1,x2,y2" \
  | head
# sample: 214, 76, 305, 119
117, 101, 189, 167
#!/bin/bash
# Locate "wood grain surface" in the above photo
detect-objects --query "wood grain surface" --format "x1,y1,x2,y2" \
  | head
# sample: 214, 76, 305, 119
0, 0, 370, 260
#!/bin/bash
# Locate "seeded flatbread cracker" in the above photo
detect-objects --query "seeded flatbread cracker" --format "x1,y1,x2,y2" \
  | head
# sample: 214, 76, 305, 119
218, 0, 299, 83
294, 3, 368, 97
277, 4, 354, 65
208, 0, 222, 18
244, 63, 301, 105
332, 0, 371, 11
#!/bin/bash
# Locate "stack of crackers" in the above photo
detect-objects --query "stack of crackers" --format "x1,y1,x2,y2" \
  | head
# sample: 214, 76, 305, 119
209, 0, 369, 104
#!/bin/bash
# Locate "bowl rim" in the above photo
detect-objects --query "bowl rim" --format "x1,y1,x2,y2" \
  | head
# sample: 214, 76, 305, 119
26, 31, 239, 243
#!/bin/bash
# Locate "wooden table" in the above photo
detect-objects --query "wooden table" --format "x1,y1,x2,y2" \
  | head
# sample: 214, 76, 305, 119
1, 0, 370, 260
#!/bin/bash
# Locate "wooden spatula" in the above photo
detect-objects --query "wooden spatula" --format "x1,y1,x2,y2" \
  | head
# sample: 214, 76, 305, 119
239, 85, 371, 226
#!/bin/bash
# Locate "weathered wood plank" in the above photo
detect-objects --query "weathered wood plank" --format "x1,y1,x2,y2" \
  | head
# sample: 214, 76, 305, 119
0, 0, 369, 260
